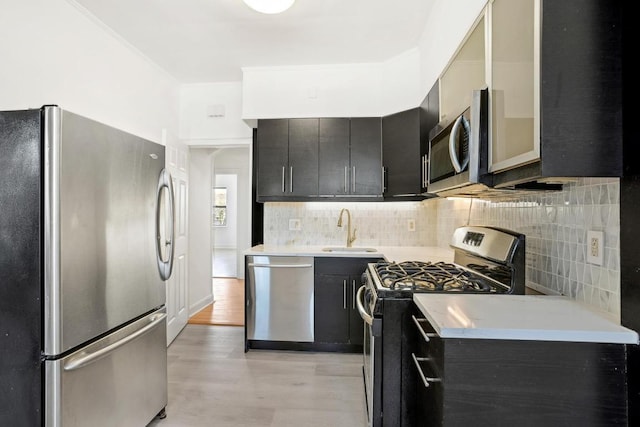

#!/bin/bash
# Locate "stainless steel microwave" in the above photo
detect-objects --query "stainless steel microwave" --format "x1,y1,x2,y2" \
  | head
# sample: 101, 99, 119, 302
427, 88, 491, 196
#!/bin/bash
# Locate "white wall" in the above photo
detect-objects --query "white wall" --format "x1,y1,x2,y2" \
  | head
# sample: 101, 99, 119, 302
380, 48, 423, 115
188, 148, 216, 314
240, 1, 487, 122
242, 63, 384, 119
418, 0, 487, 96
240, 51, 424, 120
240, 0, 489, 121
0, 0, 179, 144
179, 82, 252, 145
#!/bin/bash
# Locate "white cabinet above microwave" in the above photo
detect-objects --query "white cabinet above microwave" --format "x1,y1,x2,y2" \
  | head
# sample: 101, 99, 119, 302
439, 14, 486, 125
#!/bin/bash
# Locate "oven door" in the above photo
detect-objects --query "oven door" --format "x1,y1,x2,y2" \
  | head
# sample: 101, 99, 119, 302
356, 284, 381, 427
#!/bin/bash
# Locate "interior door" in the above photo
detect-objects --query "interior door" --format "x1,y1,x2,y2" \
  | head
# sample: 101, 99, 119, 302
165, 139, 189, 345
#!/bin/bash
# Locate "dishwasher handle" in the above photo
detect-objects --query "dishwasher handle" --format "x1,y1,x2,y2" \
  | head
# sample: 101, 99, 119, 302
248, 263, 313, 269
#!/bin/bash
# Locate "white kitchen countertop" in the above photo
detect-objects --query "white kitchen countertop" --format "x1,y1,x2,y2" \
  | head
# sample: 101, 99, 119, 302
413, 294, 639, 344
244, 245, 454, 263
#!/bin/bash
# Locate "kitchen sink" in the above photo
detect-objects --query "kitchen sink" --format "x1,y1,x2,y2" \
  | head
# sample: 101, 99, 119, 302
321, 247, 377, 253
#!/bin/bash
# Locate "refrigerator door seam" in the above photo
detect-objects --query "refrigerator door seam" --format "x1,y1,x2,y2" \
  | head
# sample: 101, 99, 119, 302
43, 105, 62, 356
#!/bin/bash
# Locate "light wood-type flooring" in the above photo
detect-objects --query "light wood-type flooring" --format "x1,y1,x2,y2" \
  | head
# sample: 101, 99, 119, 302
188, 278, 244, 326
147, 325, 366, 427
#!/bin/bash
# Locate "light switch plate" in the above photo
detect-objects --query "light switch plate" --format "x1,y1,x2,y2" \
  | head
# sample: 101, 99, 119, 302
289, 218, 301, 231
587, 230, 604, 266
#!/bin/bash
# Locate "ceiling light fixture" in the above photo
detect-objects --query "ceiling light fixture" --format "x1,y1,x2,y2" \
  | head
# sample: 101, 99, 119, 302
242, 0, 296, 14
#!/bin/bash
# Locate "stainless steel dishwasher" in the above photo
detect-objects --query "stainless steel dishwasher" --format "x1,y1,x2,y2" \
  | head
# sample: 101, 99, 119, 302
246, 255, 314, 342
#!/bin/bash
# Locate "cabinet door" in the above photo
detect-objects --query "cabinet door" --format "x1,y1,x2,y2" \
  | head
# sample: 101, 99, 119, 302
382, 108, 421, 197
314, 273, 350, 343
440, 15, 486, 123
288, 118, 319, 196
318, 118, 350, 195
350, 118, 382, 196
420, 82, 440, 193
489, 0, 538, 173
257, 119, 288, 197
348, 276, 364, 346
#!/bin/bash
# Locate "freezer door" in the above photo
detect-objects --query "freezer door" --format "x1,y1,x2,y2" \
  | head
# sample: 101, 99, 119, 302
44, 107, 170, 355
45, 308, 168, 427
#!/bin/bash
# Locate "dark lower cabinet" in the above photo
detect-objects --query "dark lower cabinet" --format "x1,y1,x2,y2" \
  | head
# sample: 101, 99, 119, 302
314, 257, 379, 350
407, 303, 629, 426
314, 273, 351, 343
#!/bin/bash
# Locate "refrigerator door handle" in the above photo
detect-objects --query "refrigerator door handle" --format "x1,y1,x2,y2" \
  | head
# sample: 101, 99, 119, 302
63, 312, 167, 372
156, 168, 175, 280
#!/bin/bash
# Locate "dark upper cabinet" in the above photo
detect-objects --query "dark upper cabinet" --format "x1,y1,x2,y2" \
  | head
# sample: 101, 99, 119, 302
350, 117, 383, 196
318, 118, 350, 195
257, 117, 382, 201
420, 81, 440, 193
382, 82, 439, 198
256, 118, 319, 200
382, 108, 423, 199
256, 119, 288, 198
288, 118, 319, 196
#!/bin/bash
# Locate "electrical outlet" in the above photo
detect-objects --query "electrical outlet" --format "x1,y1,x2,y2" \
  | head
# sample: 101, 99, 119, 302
289, 218, 301, 231
407, 219, 416, 232
587, 230, 604, 266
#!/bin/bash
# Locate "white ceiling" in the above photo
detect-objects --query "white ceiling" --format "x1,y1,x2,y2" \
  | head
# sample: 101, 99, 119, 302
71, 0, 436, 83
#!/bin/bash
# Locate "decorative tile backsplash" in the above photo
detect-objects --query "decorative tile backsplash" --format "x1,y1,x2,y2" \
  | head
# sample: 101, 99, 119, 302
264, 201, 434, 247
263, 178, 621, 319
422, 178, 620, 320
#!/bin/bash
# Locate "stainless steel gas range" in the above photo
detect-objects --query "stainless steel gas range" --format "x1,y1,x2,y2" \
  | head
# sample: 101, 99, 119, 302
356, 226, 526, 427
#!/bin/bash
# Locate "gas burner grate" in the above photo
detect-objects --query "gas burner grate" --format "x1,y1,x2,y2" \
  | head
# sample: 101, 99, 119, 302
374, 261, 496, 292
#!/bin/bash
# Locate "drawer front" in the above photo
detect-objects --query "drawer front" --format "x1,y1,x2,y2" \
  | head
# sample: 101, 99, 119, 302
45, 309, 167, 427
408, 306, 444, 426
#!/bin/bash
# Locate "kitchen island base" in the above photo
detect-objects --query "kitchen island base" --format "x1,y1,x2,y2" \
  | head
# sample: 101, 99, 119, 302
408, 305, 630, 426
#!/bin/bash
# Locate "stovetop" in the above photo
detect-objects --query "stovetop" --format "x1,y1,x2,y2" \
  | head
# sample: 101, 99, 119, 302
370, 260, 510, 294
362, 226, 526, 313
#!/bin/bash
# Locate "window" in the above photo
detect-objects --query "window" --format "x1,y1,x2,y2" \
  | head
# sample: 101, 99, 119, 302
213, 187, 227, 227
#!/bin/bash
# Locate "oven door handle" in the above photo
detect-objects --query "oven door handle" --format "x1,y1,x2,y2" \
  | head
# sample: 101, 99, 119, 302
356, 285, 374, 326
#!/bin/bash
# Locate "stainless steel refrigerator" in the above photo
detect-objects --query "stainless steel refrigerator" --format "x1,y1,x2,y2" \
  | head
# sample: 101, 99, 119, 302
0, 106, 175, 426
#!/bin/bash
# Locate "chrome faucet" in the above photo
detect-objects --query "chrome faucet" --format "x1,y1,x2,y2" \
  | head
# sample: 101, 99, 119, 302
337, 208, 357, 247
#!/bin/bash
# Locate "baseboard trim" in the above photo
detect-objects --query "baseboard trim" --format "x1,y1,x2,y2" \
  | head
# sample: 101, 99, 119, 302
189, 294, 214, 317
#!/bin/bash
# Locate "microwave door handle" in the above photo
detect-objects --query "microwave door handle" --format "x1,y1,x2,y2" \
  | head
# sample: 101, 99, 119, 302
448, 116, 465, 173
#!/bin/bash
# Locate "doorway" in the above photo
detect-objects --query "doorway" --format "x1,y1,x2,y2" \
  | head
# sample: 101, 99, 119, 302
187, 146, 250, 326
212, 174, 238, 278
